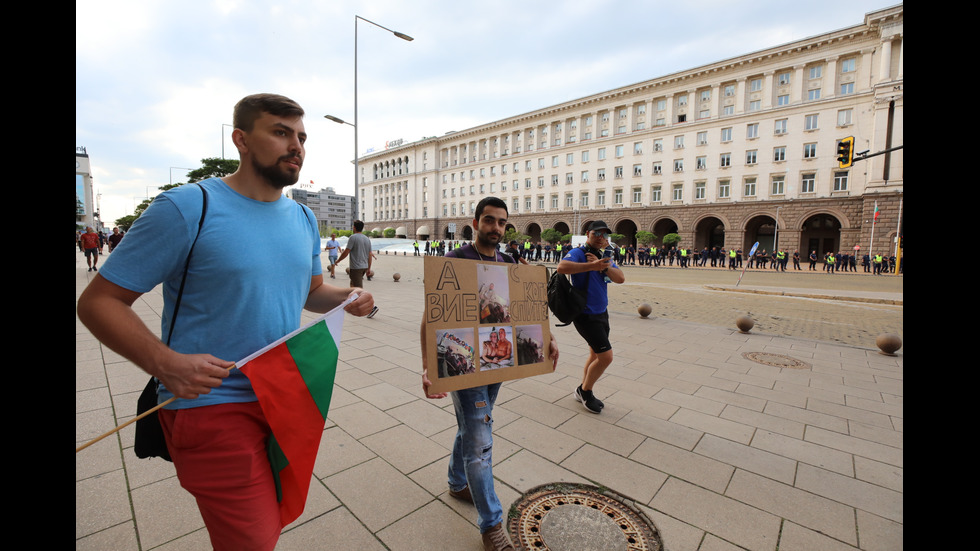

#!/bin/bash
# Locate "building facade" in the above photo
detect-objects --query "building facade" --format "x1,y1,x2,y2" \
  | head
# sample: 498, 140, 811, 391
76, 147, 99, 230
287, 187, 357, 234
358, 5, 903, 257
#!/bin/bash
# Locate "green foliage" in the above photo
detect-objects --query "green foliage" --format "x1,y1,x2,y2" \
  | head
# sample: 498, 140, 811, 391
635, 230, 658, 246
663, 233, 681, 248
383, 228, 396, 238
609, 233, 625, 244
504, 228, 530, 243
114, 214, 139, 232
186, 158, 239, 183
540, 228, 563, 244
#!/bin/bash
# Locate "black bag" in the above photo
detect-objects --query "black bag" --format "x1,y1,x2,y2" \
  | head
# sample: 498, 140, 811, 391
134, 184, 208, 461
547, 268, 587, 327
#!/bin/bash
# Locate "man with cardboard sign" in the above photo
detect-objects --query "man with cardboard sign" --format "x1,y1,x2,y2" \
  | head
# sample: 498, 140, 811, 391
421, 197, 558, 551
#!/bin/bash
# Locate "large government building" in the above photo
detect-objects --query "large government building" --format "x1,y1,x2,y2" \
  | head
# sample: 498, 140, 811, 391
358, 5, 903, 258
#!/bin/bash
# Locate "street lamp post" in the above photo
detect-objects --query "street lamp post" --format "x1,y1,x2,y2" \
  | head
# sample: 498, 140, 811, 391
352, 16, 412, 220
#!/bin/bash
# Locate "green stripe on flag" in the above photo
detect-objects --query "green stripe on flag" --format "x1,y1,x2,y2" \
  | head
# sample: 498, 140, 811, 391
286, 320, 339, 420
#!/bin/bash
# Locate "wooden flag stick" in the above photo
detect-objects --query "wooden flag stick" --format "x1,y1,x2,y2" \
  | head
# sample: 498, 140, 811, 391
75, 396, 177, 453
75, 364, 238, 454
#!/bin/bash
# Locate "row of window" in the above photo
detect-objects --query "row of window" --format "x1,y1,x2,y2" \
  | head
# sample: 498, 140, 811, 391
435, 171, 850, 218
437, 109, 853, 187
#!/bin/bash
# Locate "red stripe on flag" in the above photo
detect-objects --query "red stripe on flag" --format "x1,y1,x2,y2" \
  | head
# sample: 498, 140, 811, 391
240, 342, 327, 525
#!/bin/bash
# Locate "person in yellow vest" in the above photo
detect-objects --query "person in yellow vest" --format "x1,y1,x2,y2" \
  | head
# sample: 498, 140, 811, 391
776, 250, 786, 272
728, 248, 737, 270
825, 252, 836, 274
555, 242, 563, 263
873, 253, 883, 275
680, 247, 688, 268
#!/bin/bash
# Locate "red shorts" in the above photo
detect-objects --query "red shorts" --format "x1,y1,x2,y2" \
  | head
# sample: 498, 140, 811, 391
159, 402, 281, 551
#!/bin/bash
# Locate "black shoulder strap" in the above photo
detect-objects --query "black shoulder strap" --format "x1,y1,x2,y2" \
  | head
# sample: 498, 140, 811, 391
165, 184, 208, 346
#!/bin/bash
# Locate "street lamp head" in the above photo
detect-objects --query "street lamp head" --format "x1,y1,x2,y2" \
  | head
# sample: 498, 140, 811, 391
324, 114, 354, 127
394, 32, 414, 41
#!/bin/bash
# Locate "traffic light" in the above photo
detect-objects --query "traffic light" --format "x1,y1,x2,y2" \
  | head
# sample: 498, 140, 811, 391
836, 136, 854, 169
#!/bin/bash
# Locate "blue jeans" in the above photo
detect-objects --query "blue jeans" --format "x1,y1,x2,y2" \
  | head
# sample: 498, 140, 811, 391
449, 383, 502, 533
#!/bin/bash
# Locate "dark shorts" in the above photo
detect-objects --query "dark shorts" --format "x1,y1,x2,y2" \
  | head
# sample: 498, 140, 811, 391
84, 247, 98, 258
572, 311, 611, 354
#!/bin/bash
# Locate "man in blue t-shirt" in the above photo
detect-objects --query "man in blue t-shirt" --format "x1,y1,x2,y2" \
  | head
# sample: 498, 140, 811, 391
324, 232, 341, 278
557, 221, 625, 413
77, 93, 375, 551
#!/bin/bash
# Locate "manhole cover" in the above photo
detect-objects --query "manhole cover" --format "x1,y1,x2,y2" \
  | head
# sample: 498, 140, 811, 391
742, 351, 811, 369
508, 483, 662, 551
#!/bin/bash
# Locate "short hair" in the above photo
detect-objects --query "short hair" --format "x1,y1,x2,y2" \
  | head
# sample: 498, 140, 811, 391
353, 220, 364, 232
474, 197, 508, 221
233, 93, 305, 132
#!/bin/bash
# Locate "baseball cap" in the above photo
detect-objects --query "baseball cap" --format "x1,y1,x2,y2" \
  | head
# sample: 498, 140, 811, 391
588, 221, 611, 234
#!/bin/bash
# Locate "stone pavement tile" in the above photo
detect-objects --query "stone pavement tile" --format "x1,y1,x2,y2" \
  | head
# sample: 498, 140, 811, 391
654, 388, 726, 415
327, 400, 399, 439
606, 389, 678, 420
333, 367, 381, 391
599, 374, 662, 399
386, 399, 458, 437
720, 404, 805, 439
676, 368, 741, 393
629, 438, 733, 494
493, 449, 589, 493
804, 425, 903, 467
726, 469, 857, 545
498, 394, 576, 428
360, 424, 450, 474
131, 475, 204, 549
324, 457, 433, 532
325, 385, 360, 410
694, 434, 796, 485
650, 477, 781, 551
762, 401, 848, 433
278, 507, 386, 551
853, 456, 903, 492
557, 413, 646, 456
76, 435, 124, 481
777, 522, 861, 551
670, 408, 755, 445
856, 510, 904, 551
352, 381, 418, 411
773, 379, 846, 405
293, 479, 342, 526
693, 385, 766, 412
615, 410, 703, 450
848, 419, 903, 449
146, 529, 212, 551
75, 406, 117, 447
559, 444, 667, 505
843, 394, 904, 418
505, 377, 571, 403
377, 499, 483, 551
750, 429, 854, 476
75, 468, 132, 540
312, 426, 377, 479
637, 504, 704, 551
75, 522, 139, 551
494, 416, 585, 463
699, 533, 750, 551
795, 463, 903, 524
369, 344, 421, 370
636, 372, 702, 395
374, 365, 425, 392
345, 354, 399, 374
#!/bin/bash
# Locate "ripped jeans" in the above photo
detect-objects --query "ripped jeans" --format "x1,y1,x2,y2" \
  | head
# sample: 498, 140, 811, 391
449, 383, 502, 533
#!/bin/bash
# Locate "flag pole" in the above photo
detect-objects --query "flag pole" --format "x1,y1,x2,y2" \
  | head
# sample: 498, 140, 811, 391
75, 365, 237, 454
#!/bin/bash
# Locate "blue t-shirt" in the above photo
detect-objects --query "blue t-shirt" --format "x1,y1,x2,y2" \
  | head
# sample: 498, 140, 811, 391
325, 239, 340, 258
100, 178, 322, 409
563, 246, 615, 315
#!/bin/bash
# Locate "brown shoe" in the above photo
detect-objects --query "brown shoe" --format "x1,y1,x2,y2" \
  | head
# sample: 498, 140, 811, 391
481, 522, 515, 551
448, 485, 473, 503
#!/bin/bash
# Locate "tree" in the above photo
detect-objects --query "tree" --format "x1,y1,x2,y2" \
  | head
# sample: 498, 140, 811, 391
541, 228, 563, 244
663, 233, 681, 248
383, 228, 396, 238
504, 228, 530, 243
118, 157, 241, 228
609, 233, 625, 245
635, 231, 658, 247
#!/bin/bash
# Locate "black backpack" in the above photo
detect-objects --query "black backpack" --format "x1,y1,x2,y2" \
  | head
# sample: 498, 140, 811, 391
547, 268, 588, 327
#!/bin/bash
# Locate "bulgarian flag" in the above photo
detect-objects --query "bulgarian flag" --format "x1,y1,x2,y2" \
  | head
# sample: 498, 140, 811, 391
873, 202, 880, 222
237, 297, 352, 526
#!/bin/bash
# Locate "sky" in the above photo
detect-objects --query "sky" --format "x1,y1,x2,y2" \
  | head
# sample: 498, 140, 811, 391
76, 0, 895, 225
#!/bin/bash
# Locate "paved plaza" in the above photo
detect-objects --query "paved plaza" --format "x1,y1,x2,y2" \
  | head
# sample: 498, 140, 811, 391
76, 251, 903, 550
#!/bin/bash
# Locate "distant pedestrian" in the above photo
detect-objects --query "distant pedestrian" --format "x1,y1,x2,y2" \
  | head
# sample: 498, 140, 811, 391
336, 220, 372, 288
79, 226, 100, 271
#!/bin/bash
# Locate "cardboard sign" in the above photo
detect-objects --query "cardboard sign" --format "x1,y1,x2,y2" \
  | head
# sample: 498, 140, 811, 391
424, 255, 553, 394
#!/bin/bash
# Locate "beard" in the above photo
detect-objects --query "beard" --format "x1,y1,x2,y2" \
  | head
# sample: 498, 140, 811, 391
253, 155, 301, 189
